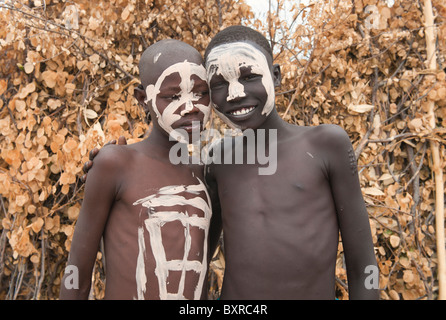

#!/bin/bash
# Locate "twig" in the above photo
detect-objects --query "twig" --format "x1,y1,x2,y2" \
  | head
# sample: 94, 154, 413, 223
423, 0, 445, 299
368, 132, 419, 143
282, 39, 317, 118
0, 4, 98, 43
0, 196, 8, 284
355, 67, 379, 158
215, 0, 222, 27
404, 142, 427, 190
33, 228, 45, 300
78, 77, 89, 134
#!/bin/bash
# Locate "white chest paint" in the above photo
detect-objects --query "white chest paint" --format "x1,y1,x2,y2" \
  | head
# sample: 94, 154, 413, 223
133, 177, 212, 300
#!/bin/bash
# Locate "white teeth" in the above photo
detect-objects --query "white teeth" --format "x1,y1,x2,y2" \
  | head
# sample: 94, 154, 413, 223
230, 106, 255, 116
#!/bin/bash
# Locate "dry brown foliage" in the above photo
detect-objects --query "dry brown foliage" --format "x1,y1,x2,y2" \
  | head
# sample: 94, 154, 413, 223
0, 0, 445, 300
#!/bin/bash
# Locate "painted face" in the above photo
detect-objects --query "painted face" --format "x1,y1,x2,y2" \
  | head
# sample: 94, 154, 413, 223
206, 42, 275, 130
145, 61, 211, 143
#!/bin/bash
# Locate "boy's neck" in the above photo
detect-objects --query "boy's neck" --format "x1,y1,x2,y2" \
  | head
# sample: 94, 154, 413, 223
255, 108, 290, 138
143, 127, 180, 159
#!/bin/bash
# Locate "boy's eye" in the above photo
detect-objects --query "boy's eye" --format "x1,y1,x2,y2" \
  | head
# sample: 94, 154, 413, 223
171, 94, 180, 100
242, 74, 261, 81
210, 81, 227, 89
160, 93, 181, 101
192, 91, 209, 100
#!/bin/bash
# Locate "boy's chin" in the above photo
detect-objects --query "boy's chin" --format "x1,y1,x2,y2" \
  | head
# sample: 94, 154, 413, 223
228, 115, 269, 131
168, 130, 201, 145
185, 135, 201, 144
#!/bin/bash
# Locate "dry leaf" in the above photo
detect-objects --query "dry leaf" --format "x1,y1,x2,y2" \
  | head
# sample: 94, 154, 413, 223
31, 218, 44, 233
348, 104, 374, 113
84, 108, 98, 119
0, 79, 7, 95
41, 70, 58, 88
24, 62, 34, 74
390, 235, 400, 248
363, 187, 385, 196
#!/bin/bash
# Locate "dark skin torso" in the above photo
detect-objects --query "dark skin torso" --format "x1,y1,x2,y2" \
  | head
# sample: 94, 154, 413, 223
206, 115, 378, 300
60, 135, 212, 300
74, 117, 378, 300
105, 143, 210, 299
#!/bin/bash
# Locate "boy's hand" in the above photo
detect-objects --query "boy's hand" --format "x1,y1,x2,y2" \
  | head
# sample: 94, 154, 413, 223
81, 136, 128, 183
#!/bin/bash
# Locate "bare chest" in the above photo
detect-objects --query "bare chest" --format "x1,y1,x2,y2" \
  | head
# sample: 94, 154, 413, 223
107, 159, 211, 300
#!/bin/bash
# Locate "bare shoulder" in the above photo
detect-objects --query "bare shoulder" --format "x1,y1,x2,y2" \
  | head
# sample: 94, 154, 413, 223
299, 124, 352, 149
89, 143, 131, 174
304, 124, 357, 176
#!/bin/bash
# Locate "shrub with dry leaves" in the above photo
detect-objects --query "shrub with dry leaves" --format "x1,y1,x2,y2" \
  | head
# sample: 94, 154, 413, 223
0, 0, 445, 300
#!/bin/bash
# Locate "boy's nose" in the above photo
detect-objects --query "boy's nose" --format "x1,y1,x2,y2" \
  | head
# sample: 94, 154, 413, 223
227, 80, 246, 101
180, 99, 199, 116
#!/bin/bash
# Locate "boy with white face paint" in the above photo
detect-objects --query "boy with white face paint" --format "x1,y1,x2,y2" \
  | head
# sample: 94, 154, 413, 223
83, 26, 379, 300
143, 60, 210, 144
60, 39, 221, 300
203, 25, 378, 300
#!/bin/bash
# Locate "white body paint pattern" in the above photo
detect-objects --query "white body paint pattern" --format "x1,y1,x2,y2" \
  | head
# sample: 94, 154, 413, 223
206, 42, 275, 128
133, 177, 212, 300
153, 52, 162, 63
144, 61, 211, 143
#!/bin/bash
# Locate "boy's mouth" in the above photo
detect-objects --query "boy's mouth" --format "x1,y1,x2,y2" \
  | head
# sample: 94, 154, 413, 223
173, 116, 203, 134
178, 122, 201, 133
227, 106, 256, 117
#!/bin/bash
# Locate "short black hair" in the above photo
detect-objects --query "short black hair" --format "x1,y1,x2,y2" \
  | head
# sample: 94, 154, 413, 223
139, 39, 202, 88
204, 25, 273, 62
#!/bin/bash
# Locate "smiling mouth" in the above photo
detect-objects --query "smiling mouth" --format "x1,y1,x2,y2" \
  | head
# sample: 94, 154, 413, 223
228, 106, 256, 116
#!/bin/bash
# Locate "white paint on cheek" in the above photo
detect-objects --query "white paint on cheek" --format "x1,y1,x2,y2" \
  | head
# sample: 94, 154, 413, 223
145, 84, 158, 103
133, 177, 211, 300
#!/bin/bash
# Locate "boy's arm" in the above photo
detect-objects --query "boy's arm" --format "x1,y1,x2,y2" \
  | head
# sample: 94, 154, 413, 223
60, 146, 122, 299
204, 152, 222, 260
324, 125, 379, 300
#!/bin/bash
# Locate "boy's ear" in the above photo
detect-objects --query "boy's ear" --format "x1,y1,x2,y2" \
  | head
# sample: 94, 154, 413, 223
272, 64, 281, 87
134, 84, 148, 111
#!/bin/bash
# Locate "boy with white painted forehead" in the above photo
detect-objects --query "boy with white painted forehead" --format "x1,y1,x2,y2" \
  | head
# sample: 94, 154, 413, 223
203, 25, 379, 299
83, 26, 379, 300
60, 39, 221, 300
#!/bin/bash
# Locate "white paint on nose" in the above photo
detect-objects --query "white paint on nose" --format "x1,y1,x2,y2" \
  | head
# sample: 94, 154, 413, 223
227, 79, 246, 101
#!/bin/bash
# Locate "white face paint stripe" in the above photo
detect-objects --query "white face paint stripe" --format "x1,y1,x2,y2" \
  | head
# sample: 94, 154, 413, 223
227, 79, 246, 101
133, 177, 211, 300
154, 52, 162, 63
206, 42, 276, 124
